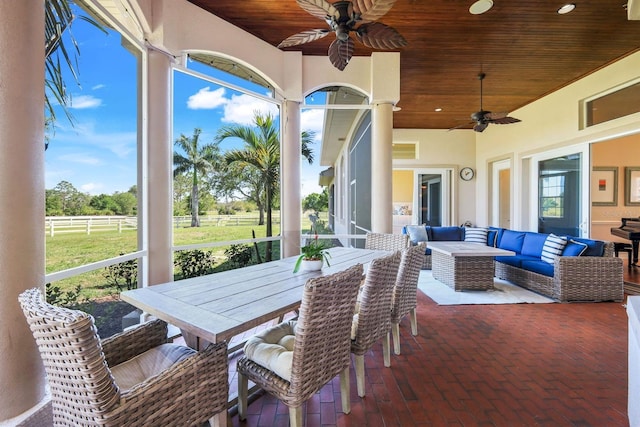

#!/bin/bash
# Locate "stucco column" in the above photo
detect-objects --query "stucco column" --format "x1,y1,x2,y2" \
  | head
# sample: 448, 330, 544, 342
0, 1, 46, 421
146, 50, 173, 285
371, 102, 394, 233
281, 100, 302, 257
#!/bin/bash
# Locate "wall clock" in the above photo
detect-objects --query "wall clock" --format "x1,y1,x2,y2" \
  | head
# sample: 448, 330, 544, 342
460, 167, 475, 181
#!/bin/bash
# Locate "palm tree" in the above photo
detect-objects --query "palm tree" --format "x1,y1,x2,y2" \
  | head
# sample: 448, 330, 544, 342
45, 0, 105, 143
174, 128, 221, 227
216, 112, 314, 262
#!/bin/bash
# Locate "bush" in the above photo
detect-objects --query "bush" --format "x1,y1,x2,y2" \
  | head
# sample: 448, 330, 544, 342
175, 249, 215, 279
46, 282, 82, 307
225, 244, 253, 267
103, 257, 138, 292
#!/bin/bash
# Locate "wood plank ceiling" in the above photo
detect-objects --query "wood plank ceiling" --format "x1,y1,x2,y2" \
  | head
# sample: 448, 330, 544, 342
186, 0, 640, 130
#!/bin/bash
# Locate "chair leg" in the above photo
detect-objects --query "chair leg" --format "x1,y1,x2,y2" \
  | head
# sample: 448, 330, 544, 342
289, 406, 303, 427
208, 412, 228, 427
410, 308, 418, 336
237, 371, 248, 421
355, 354, 366, 397
383, 332, 391, 367
392, 323, 401, 355
339, 366, 351, 414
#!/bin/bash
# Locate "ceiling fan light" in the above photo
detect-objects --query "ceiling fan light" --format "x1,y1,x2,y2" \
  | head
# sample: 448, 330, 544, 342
557, 3, 576, 14
469, 0, 494, 15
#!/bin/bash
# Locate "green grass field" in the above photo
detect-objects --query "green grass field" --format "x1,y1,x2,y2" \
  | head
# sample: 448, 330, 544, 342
46, 212, 327, 301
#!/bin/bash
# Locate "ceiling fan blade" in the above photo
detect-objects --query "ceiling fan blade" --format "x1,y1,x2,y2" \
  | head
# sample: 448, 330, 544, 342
296, 0, 337, 21
448, 121, 474, 131
328, 37, 355, 71
489, 115, 522, 125
355, 22, 407, 49
474, 122, 489, 132
278, 29, 331, 48
353, 0, 398, 22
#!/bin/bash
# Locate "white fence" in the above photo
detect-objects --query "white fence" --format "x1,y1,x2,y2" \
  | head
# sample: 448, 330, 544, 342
45, 215, 284, 236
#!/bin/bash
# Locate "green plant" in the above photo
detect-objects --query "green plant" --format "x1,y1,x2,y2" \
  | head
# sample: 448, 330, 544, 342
103, 257, 138, 291
225, 244, 253, 267
293, 236, 331, 273
46, 282, 82, 307
175, 249, 215, 279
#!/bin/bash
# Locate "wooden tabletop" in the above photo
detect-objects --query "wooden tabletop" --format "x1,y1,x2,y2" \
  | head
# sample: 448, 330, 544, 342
426, 241, 515, 257
121, 247, 389, 345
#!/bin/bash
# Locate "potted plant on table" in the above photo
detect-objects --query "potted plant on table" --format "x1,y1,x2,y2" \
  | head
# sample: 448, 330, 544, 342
293, 236, 331, 273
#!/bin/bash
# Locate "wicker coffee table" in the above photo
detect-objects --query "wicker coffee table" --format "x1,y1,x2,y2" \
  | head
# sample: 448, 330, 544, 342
427, 241, 514, 291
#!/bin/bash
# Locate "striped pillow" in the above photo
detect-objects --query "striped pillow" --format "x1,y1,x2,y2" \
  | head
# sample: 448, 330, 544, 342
541, 234, 567, 264
464, 227, 488, 244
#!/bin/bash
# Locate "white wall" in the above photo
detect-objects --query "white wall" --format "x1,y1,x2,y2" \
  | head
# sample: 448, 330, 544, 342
474, 52, 640, 228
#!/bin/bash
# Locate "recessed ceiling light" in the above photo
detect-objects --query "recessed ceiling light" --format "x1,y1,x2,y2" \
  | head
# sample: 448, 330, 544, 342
469, 0, 494, 15
435, 108, 443, 112
557, 3, 576, 14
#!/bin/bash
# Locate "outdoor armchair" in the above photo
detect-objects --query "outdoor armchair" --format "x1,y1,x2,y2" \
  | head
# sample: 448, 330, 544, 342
236, 264, 364, 427
391, 245, 424, 355
18, 288, 229, 427
365, 232, 410, 251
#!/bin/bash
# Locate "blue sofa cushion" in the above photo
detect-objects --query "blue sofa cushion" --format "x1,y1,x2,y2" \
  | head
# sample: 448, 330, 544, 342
405, 225, 428, 245
464, 227, 488, 244
563, 239, 588, 256
424, 247, 432, 256
541, 234, 568, 264
521, 232, 549, 258
521, 259, 555, 277
566, 237, 605, 257
430, 226, 464, 241
487, 227, 504, 247
498, 230, 526, 253
495, 254, 536, 268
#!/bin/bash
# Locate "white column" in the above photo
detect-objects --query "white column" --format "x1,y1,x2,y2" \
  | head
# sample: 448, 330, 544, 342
281, 100, 302, 257
146, 50, 173, 285
0, 1, 46, 421
371, 102, 394, 233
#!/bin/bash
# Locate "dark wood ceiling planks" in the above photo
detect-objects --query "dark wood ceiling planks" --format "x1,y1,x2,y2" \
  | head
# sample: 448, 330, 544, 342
187, 0, 640, 130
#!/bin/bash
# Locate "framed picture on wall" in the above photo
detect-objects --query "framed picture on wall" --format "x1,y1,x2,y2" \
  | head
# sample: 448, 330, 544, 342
591, 167, 618, 206
625, 167, 640, 206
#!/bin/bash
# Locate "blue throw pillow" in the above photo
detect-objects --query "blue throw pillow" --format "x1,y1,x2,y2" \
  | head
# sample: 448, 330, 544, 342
405, 225, 428, 245
541, 234, 568, 264
498, 230, 526, 253
464, 227, 488, 244
562, 239, 588, 256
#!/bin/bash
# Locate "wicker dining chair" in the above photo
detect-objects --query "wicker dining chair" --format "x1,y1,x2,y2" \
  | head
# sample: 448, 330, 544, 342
351, 251, 401, 397
364, 232, 410, 251
391, 245, 424, 355
18, 288, 229, 427
237, 264, 364, 427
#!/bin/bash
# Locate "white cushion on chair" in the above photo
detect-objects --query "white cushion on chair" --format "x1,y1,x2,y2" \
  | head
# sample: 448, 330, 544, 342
110, 343, 196, 391
243, 320, 297, 381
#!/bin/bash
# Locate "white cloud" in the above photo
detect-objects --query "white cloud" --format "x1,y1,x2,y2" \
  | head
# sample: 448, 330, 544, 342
79, 182, 104, 193
58, 153, 102, 165
222, 93, 279, 126
187, 87, 227, 109
92, 84, 105, 90
301, 109, 324, 142
70, 95, 102, 109
53, 122, 137, 159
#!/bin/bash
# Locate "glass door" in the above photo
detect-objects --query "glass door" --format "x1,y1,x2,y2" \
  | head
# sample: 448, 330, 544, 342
413, 168, 453, 226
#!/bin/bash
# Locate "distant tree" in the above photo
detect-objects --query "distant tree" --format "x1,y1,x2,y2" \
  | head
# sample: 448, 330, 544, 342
45, 189, 64, 216
51, 180, 90, 215
112, 191, 137, 215
127, 185, 137, 197
303, 189, 329, 213
216, 113, 314, 261
173, 128, 222, 227
89, 194, 119, 214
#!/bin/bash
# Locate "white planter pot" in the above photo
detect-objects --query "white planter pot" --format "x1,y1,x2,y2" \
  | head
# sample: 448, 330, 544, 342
300, 259, 323, 272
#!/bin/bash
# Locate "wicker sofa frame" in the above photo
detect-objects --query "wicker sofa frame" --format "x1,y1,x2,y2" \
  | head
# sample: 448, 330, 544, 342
494, 241, 623, 302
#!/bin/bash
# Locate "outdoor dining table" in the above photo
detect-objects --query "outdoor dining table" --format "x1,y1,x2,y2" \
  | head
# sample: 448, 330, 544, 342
121, 246, 390, 350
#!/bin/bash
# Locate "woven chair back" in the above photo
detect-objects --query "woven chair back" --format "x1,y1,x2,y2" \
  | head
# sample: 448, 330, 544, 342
391, 245, 424, 323
364, 233, 409, 251
18, 288, 120, 424
289, 264, 363, 402
351, 252, 401, 354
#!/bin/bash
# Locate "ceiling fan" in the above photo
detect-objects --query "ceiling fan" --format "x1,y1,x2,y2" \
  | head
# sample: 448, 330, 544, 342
452, 73, 522, 132
278, 0, 407, 71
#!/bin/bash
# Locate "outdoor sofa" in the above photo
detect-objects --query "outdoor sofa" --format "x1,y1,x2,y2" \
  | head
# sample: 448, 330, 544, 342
403, 225, 624, 302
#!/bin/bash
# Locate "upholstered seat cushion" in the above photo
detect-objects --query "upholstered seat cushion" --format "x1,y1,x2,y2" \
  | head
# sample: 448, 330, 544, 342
110, 343, 196, 391
243, 320, 297, 381
405, 225, 428, 245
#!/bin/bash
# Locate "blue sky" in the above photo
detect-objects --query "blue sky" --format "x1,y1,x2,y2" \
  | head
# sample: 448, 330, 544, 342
46, 8, 325, 197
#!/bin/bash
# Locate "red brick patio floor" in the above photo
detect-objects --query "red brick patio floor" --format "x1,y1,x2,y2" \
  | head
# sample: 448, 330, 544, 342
226, 288, 630, 427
